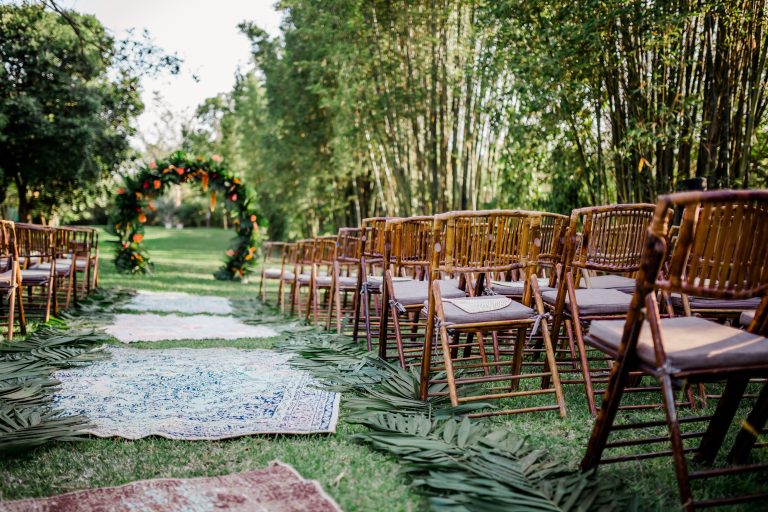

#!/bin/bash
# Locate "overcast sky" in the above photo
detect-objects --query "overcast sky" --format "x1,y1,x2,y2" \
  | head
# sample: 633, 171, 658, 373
61, 0, 283, 149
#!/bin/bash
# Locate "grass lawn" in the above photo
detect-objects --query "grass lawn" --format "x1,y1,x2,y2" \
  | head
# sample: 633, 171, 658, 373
0, 226, 763, 511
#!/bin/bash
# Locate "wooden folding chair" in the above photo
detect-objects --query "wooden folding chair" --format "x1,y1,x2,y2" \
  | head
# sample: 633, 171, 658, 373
329, 228, 361, 335
378, 216, 467, 366
289, 239, 316, 318
14, 223, 56, 322
418, 210, 567, 418
582, 189, 768, 511
258, 241, 294, 310
352, 217, 394, 351
307, 235, 337, 326
68, 227, 98, 297
0, 221, 25, 339
546, 204, 658, 415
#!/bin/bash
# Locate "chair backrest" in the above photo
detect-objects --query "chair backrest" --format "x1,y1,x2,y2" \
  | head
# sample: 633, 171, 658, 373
336, 228, 361, 264
386, 216, 434, 274
539, 212, 569, 266
293, 239, 316, 272
565, 204, 656, 274
14, 223, 55, 264
261, 241, 290, 265
360, 217, 391, 260
0, 221, 16, 274
431, 210, 541, 276
56, 227, 91, 260
313, 236, 337, 266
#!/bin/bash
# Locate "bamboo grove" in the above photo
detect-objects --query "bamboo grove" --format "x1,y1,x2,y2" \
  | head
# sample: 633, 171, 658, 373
192, 0, 768, 239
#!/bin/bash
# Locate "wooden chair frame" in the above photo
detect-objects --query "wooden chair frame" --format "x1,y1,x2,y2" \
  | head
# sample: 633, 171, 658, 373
258, 241, 293, 310
549, 204, 659, 415
329, 228, 361, 335
289, 239, 316, 317
582, 189, 768, 511
0, 221, 25, 339
307, 235, 337, 326
418, 210, 567, 418
15, 223, 56, 322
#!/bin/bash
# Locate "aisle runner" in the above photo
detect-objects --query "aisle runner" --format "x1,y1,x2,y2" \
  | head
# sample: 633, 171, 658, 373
123, 290, 233, 315
105, 313, 277, 342
0, 461, 341, 512
53, 347, 340, 439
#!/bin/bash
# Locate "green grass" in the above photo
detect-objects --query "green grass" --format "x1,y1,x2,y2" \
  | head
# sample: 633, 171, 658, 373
0, 226, 424, 511
0, 226, 763, 510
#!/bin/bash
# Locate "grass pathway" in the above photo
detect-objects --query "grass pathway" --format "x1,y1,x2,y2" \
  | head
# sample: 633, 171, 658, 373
0, 227, 424, 511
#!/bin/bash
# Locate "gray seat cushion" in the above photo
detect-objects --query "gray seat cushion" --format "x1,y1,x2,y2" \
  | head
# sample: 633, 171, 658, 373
428, 296, 535, 326
337, 275, 358, 288
580, 274, 637, 293
297, 273, 311, 284
740, 310, 755, 327
491, 278, 554, 296
588, 316, 768, 372
670, 294, 762, 311
263, 268, 287, 279
20, 269, 51, 284
32, 259, 73, 276
393, 279, 465, 306
0, 269, 14, 285
542, 288, 632, 316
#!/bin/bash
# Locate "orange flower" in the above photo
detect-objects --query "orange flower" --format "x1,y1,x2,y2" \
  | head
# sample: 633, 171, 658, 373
153, 179, 161, 189
132, 234, 144, 243
226, 249, 235, 257
245, 254, 253, 261
212, 154, 222, 162
201, 173, 209, 192
175, 167, 185, 176
138, 213, 147, 223
116, 187, 125, 195
149, 160, 157, 170
250, 214, 257, 222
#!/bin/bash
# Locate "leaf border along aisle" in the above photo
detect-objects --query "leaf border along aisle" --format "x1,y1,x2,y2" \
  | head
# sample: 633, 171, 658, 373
0, 288, 134, 455
109, 151, 261, 281
277, 333, 625, 512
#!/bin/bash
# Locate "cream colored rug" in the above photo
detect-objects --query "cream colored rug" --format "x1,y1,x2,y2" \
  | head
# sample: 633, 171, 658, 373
105, 313, 277, 343
123, 290, 232, 315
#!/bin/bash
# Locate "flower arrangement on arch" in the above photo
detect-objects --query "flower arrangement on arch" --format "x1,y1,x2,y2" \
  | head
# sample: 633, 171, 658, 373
109, 151, 262, 280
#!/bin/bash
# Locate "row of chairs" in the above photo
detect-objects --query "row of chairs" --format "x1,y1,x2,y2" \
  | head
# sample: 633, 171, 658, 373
0, 220, 100, 338
259, 190, 768, 510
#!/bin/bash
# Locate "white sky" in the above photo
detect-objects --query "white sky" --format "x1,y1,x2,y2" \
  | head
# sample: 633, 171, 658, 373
61, 0, 282, 150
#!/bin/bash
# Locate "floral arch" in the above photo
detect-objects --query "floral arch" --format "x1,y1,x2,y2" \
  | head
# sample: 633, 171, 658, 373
110, 151, 260, 281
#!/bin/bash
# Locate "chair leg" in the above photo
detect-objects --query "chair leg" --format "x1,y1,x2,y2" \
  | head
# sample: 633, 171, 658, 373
510, 327, 526, 390
573, 318, 598, 416
16, 287, 26, 336
696, 377, 750, 464
7, 287, 15, 341
728, 381, 768, 464
439, 323, 459, 407
258, 272, 265, 302
659, 373, 694, 512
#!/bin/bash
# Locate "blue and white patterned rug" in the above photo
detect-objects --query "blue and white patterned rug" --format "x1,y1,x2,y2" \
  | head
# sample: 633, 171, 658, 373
52, 346, 340, 439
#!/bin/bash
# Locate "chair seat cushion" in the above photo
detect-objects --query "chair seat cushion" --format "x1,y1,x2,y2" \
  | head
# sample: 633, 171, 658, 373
588, 316, 768, 372
670, 294, 762, 311
542, 288, 632, 316
0, 269, 14, 285
394, 279, 465, 306
491, 277, 553, 296
337, 275, 358, 288
366, 275, 410, 293
580, 274, 637, 293
428, 296, 535, 326
740, 310, 755, 327
263, 268, 287, 279
32, 259, 73, 276
20, 269, 51, 284
297, 273, 311, 284
75, 259, 89, 270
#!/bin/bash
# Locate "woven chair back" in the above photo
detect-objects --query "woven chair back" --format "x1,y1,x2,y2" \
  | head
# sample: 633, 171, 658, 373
432, 210, 541, 274
539, 213, 569, 266
360, 217, 390, 260
387, 216, 434, 271
313, 236, 337, 265
0, 221, 16, 272
651, 190, 768, 304
14, 223, 55, 263
567, 204, 656, 273
336, 228, 361, 263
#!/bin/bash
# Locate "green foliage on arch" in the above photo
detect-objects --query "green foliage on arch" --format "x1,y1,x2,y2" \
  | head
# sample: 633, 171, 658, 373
110, 152, 261, 280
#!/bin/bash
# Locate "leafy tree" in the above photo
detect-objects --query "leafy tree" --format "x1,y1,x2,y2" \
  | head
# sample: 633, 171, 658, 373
0, 3, 178, 221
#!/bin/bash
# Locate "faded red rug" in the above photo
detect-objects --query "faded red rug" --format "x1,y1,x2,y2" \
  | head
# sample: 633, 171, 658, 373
0, 462, 342, 512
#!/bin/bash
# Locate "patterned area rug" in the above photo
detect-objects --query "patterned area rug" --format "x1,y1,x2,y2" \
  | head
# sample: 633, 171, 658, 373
123, 290, 233, 315
105, 313, 277, 342
52, 347, 340, 439
0, 461, 341, 512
